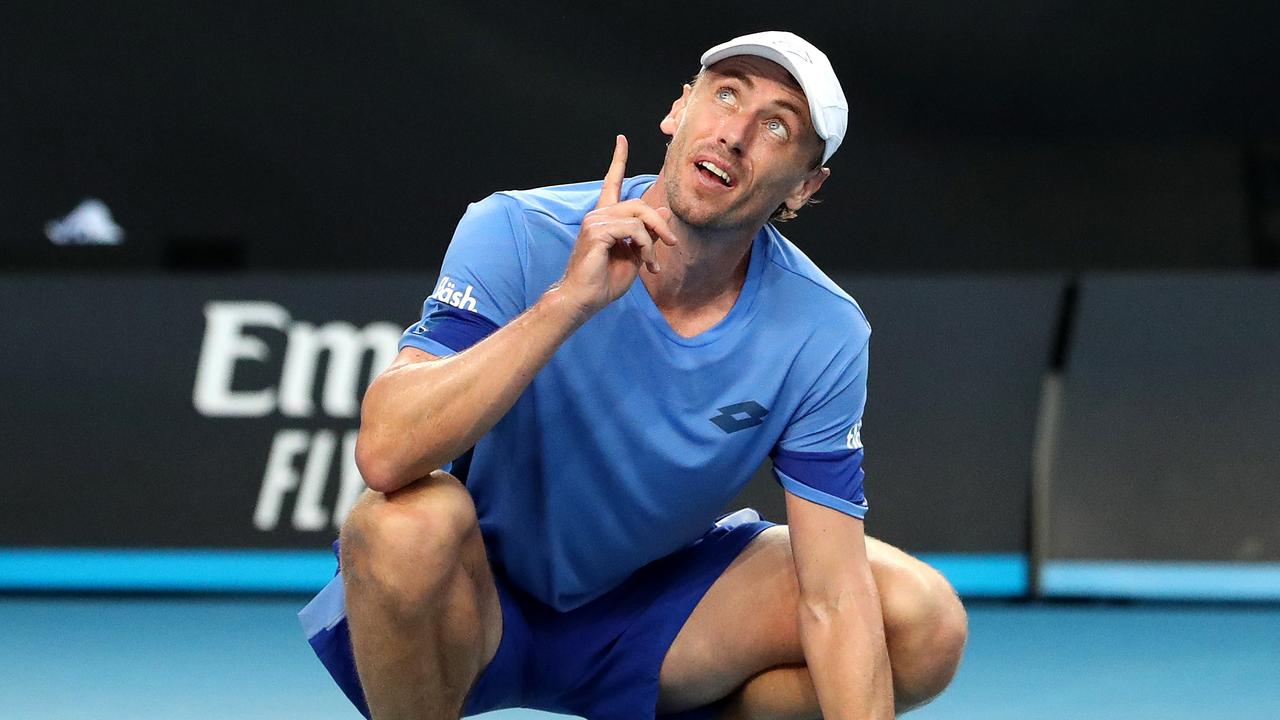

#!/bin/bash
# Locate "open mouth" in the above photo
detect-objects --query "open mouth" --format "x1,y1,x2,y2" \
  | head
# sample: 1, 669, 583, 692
695, 160, 734, 188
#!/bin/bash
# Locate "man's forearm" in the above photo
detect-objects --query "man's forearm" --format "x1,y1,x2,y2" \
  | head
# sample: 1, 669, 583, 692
356, 135, 674, 493
355, 285, 587, 492
798, 578, 895, 719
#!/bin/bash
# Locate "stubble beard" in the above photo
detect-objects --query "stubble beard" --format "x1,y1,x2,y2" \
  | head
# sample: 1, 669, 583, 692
663, 148, 744, 232
662, 131, 785, 234
666, 176, 729, 231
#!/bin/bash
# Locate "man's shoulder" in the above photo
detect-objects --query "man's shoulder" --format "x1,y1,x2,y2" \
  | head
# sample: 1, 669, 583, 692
490, 175, 657, 227
760, 225, 870, 338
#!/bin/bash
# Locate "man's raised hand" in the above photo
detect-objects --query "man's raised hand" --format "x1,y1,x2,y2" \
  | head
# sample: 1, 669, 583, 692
557, 135, 678, 316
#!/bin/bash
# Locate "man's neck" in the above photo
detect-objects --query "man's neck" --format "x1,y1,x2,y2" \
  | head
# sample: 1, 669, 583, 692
637, 174, 758, 322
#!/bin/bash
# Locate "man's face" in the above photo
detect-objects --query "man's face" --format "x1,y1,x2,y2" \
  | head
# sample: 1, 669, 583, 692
659, 55, 829, 232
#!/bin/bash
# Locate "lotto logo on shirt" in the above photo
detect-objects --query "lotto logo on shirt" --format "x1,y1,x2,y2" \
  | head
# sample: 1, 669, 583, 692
431, 276, 479, 312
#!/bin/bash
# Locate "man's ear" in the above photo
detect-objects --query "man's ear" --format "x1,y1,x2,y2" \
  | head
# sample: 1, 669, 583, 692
659, 84, 693, 137
784, 166, 831, 212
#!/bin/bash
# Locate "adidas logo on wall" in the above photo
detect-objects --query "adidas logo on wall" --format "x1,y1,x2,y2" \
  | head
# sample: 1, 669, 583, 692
45, 198, 125, 246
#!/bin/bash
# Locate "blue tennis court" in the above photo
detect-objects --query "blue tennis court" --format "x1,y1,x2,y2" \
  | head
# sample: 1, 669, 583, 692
4, 596, 1276, 719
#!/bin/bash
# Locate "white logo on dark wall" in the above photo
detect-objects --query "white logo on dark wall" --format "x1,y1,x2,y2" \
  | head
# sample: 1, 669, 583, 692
431, 276, 479, 312
193, 300, 401, 532
45, 199, 125, 246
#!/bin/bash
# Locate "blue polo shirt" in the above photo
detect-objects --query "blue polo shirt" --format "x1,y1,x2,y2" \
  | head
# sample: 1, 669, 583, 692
400, 175, 870, 611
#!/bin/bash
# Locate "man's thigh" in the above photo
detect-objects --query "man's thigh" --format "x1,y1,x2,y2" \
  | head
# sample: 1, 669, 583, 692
656, 525, 942, 713
337, 472, 507, 716
657, 526, 801, 712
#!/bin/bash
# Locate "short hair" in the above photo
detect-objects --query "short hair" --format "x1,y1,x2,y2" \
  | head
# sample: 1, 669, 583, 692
685, 72, 824, 223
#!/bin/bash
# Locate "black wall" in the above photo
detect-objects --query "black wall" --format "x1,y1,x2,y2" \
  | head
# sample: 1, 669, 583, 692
4, 1, 1278, 273
1047, 274, 1280, 563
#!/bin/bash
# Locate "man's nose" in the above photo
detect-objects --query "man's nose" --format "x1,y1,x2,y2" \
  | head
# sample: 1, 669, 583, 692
717, 114, 752, 156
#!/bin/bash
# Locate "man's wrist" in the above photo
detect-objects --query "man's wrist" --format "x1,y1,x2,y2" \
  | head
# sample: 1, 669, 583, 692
538, 283, 596, 330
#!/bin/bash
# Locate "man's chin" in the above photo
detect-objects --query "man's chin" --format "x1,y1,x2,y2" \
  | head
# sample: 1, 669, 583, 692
675, 209, 730, 232
668, 193, 735, 230
674, 202, 763, 234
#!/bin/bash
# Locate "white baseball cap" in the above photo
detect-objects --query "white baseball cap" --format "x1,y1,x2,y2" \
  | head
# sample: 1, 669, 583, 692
700, 31, 848, 164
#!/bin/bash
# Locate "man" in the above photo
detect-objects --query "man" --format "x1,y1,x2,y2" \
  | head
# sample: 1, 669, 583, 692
301, 31, 967, 720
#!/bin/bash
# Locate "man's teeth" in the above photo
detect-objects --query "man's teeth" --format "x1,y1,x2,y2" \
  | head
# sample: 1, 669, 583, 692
697, 161, 731, 185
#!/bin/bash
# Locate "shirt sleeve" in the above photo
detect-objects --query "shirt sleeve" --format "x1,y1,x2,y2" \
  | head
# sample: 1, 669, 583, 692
399, 193, 528, 357
772, 333, 870, 519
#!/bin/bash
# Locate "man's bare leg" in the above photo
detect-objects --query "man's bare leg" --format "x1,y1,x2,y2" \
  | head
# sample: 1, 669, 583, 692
658, 528, 968, 717
720, 665, 815, 720
340, 470, 503, 720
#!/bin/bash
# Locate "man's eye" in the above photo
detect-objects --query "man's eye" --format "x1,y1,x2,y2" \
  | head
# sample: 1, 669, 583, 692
716, 88, 736, 104
767, 119, 789, 139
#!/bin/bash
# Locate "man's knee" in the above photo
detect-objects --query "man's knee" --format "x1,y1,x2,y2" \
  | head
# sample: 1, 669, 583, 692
880, 560, 968, 709
340, 470, 480, 615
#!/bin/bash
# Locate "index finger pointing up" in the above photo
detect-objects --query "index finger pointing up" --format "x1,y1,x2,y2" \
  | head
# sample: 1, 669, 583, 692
596, 134, 628, 209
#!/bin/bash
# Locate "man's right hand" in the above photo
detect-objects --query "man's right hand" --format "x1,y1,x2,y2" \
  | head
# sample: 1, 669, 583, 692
557, 135, 679, 316
358, 136, 677, 493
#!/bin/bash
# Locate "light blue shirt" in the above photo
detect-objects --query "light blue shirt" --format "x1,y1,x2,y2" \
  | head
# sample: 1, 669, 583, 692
400, 175, 870, 611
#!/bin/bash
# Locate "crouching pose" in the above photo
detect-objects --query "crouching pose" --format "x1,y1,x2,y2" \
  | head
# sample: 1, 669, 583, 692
301, 31, 967, 720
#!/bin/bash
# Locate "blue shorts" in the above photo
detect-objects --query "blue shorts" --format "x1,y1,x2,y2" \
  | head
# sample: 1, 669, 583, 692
299, 509, 775, 720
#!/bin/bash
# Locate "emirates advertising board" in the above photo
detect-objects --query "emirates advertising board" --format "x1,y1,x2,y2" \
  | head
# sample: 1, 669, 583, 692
0, 274, 1034, 594
0, 275, 433, 590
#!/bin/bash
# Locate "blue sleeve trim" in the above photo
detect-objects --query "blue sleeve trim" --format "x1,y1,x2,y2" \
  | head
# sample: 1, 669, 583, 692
398, 334, 459, 358
399, 305, 501, 354
772, 447, 866, 505
776, 468, 869, 519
